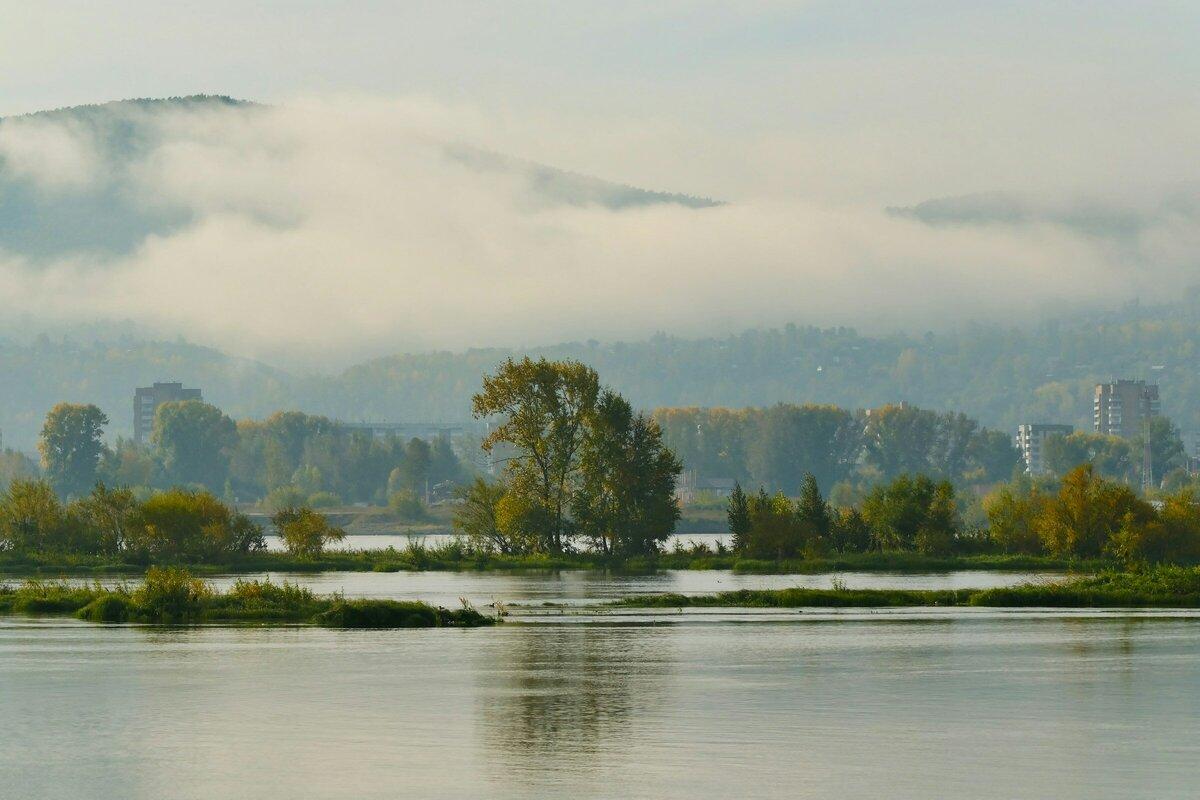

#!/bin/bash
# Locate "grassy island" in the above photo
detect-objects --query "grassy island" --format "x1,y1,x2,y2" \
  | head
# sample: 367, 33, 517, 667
0, 545, 1097, 578
612, 567, 1200, 609
0, 568, 496, 628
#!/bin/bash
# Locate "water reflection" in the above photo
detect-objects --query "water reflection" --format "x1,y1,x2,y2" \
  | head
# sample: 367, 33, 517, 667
477, 625, 672, 788
4, 616, 1200, 799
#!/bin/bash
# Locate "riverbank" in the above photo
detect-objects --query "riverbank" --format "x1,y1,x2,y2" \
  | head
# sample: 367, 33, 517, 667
0, 548, 1101, 577
0, 569, 496, 628
612, 567, 1200, 609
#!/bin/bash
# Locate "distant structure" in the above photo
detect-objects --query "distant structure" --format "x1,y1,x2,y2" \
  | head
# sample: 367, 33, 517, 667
1016, 423, 1073, 476
1093, 379, 1159, 439
134, 382, 202, 443
676, 471, 738, 504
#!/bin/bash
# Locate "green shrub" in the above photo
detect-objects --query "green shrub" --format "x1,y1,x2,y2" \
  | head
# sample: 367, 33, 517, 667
272, 506, 346, 558
314, 599, 494, 628
388, 490, 427, 522
7, 579, 99, 613
306, 492, 342, 509
133, 567, 214, 622
77, 594, 132, 622
314, 599, 442, 628
264, 485, 308, 513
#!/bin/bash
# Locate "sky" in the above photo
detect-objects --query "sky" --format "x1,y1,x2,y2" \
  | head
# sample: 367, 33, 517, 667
1, 1, 1199, 364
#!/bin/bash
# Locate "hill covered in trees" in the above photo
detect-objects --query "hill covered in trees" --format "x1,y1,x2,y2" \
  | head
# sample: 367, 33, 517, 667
4, 296, 1200, 451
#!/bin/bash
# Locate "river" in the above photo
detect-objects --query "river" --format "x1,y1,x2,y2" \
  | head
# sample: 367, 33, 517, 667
2, 570, 1198, 799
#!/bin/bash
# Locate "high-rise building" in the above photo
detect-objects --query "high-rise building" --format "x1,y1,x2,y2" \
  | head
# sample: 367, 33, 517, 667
1016, 423, 1073, 476
1093, 379, 1159, 439
133, 382, 202, 443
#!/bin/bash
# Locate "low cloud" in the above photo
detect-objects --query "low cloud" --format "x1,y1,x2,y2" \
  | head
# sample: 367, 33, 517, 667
0, 97, 1197, 365
0, 115, 103, 190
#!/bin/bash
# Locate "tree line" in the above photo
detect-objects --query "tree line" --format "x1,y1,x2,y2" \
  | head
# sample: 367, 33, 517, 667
655, 402, 1020, 495
0, 478, 349, 561
727, 464, 1200, 565
30, 402, 469, 508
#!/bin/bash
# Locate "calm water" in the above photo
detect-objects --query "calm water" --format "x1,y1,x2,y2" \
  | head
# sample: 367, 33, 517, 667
2, 613, 1198, 799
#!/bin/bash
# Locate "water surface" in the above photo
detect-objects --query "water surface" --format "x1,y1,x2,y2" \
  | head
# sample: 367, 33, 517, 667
2, 614, 1197, 799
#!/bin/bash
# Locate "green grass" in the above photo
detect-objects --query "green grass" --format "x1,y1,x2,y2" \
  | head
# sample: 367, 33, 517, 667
0, 568, 496, 628
0, 546, 1097, 577
968, 567, 1200, 608
614, 567, 1200, 609
614, 587, 965, 608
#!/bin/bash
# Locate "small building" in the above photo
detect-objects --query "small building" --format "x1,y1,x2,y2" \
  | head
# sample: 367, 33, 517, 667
1094, 379, 1159, 439
133, 382, 202, 443
676, 472, 738, 504
1016, 423, 1073, 476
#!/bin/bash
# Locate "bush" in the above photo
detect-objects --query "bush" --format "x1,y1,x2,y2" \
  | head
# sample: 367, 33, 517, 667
264, 485, 308, 513
130, 489, 265, 560
77, 594, 132, 623
210, 578, 318, 619
312, 598, 494, 628
306, 491, 342, 509
133, 567, 214, 622
388, 490, 427, 521
272, 506, 346, 558
6, 579, 99, 613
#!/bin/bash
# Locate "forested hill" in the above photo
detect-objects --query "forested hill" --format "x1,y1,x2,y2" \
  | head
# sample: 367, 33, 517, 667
4, 297, 1200, 450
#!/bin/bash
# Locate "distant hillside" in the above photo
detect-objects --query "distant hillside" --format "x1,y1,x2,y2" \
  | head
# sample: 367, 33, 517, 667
0, 96, 720, 264
888, 188, 1200, 243
6, 297, 1200, 451
4, 98, 1200, 451
444, 144, 720, 210
0, 96, 249, 260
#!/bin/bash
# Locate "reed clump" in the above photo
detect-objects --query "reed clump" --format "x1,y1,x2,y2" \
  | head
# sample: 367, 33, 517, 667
1, 568, 496, 628
616, 567, 1200, 609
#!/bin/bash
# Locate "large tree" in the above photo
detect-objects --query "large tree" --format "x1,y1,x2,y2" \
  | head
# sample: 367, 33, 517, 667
726, 483, 751, 551
573, 391, 682, 556
152, 400, 238, 490
862, 405, 939, 480
794, 472, 832, 546
39, 403, 109, 498
861, 474, 959, 552
473, 357, 600, 552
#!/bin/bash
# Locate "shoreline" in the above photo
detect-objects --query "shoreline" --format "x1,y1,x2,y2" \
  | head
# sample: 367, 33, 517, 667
611, 568, 1200, 609
0, 550, 1104, 578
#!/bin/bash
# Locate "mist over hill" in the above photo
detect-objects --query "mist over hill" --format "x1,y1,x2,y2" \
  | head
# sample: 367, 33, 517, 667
0, 96, 717, 265
3, 95, 1196, 366
4, 97, 1200, 450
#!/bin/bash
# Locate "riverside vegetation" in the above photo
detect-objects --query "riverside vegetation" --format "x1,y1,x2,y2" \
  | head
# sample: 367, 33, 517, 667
0, 567, 494, 628
6, 358, 1200, 579
614, 566, 1200, 609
